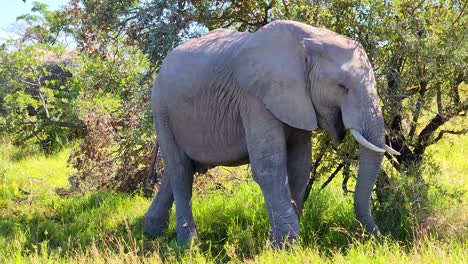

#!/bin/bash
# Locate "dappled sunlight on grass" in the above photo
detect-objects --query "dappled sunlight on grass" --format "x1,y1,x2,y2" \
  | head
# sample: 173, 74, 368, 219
0, 138, 74, 200
427, 134, 468, 188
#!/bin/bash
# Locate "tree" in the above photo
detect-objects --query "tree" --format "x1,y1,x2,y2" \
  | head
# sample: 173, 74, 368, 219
15, 1, 74, 45
288, 0, 467, 236
66, 0, 202, 73
67, 45, 153, 192
62, 0, 207, 192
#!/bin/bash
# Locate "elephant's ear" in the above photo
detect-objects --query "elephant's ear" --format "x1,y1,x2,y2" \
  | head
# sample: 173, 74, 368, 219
232, 28, 318, 131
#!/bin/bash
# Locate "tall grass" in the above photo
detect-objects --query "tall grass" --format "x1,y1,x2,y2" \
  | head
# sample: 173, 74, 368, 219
0, 135, 466, 263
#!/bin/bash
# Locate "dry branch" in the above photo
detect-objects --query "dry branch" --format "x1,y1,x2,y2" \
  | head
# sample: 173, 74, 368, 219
320, 163, 344, 190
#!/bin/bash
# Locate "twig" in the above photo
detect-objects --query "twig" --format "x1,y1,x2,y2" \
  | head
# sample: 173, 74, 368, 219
342, 161, 351, 195
303, 143, 330, 203
281, 0, 290, 17
433, 128, 468, 143
320, 163, 344, 190
452, 0, 467, 26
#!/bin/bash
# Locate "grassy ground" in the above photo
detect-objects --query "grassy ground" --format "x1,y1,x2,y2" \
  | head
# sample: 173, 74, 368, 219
0, 135, 466, 263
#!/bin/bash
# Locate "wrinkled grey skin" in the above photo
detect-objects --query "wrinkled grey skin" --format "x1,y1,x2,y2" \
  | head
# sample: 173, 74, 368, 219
145, 20, 386, 246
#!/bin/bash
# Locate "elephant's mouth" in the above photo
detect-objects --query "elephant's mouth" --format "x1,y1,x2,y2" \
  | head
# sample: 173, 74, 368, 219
331, 110, 346, 143
317, 108, 346, 143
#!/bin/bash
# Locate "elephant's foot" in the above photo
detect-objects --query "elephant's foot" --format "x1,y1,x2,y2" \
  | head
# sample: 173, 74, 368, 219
144, 214, 170, 238
144, 173, 174, 238
176, 221, 198, 246
356, 214, 382, 237
268, 209, 300, 249
269, 228, 298, 250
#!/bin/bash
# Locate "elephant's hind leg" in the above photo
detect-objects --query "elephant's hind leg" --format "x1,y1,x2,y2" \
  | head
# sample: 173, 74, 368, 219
167, 150, 196, 245
144, 171, 174, 238
145, 112, 196, 245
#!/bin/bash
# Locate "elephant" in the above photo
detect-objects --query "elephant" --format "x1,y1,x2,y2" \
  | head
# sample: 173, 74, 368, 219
144, 20, 400, 246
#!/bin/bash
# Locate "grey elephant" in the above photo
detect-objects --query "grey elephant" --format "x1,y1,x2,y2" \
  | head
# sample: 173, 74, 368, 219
144, 20, 399, 246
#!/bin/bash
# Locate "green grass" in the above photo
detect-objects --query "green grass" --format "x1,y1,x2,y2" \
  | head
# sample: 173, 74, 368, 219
0, 135, 466, 263
428, 134, 468, 188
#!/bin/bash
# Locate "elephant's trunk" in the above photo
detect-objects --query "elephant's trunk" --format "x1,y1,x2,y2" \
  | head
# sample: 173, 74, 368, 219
345, 99, 387, 235
354, 141, 384, 235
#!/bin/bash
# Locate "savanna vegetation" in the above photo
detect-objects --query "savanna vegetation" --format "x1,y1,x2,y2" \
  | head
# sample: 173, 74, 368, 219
0, 0, 466, 263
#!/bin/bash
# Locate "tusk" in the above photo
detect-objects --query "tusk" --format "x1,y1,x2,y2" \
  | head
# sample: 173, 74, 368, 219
384, 144, 401, 155
350, 129, 385, 153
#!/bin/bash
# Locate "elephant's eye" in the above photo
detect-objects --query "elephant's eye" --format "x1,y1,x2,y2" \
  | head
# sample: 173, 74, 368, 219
338, 83, 349, 93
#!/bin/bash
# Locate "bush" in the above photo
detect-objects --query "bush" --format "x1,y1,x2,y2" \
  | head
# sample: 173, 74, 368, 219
0, 44, 83, 153
68, 47, 156, 193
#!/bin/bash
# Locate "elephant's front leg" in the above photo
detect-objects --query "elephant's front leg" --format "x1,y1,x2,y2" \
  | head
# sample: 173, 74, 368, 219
287, 129, 311, 215
242, 101, 299, 246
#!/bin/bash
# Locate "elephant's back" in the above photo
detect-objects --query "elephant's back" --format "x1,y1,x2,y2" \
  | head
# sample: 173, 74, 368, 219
175, 28, 250, 55
154, 29, 250, 100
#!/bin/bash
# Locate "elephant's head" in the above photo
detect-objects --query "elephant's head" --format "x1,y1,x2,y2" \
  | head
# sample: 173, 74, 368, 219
302, 34, 400, 235
234, 20, 400, 235
303, 37, 380, 144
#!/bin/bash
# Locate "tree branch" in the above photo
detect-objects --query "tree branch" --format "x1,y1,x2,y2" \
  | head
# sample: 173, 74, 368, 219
385, 152, 401, 171
19, 79, 40, 87
281, 0, 290, 17
405, 86, 420, 97
418, 115, 446, 143
342, 161, 351, 194
452, 0, 467, 26
436, 83, 443, 114
433, 129, 468, 143
320, 163, 344, 190
22, 128, 41, 142
44, 118, 84, 129
303, 143, 330, 203
36, 82, 51, 119
409, 67, 428, 140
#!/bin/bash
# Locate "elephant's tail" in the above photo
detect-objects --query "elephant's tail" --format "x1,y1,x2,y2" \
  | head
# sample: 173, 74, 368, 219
146, 140, 160, 187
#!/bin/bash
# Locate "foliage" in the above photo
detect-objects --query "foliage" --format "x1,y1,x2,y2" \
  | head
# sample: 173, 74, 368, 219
0, 44, 83, 152
66, 0, 203, 71
324, 0, 466, 239
15, 1, 74, 45
2, 2, 156, 190
316, 0, 467, 235
56, 0, 206, 192
67, 44, 153, 193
